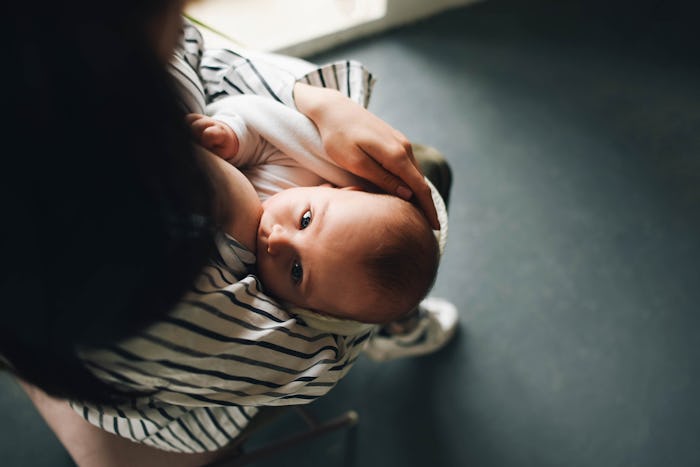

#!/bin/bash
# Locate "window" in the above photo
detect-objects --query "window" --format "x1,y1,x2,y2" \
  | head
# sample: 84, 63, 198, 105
185, 0, 387, 55
185, 0, 479, 57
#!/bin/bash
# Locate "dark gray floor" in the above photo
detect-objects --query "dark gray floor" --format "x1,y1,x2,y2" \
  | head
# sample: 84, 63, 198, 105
2, 1, 699, 466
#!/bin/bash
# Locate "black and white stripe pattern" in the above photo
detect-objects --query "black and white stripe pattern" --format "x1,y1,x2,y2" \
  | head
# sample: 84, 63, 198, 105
169, 22, 208, 114
74, 236, 370, 452
299, 60, 375, 108
199, 52, 375, 109
71, 18, 377, 451
199, 48, 295, 106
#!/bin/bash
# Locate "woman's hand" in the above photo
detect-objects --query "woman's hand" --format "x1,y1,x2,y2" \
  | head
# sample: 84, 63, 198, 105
186, 113, 239, 160
293, 83, 440, 230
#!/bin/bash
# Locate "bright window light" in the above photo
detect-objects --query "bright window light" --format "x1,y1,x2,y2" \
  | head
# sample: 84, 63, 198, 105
185, 0, 388, 52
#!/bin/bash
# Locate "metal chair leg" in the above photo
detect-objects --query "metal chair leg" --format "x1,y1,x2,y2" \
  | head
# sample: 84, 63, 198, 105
224, 409, 359, 467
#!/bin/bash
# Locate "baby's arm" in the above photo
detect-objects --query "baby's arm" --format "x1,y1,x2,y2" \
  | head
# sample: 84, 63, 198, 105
206, 95, 372, 190
187, 113, 239, 160
190, 102, 271, 170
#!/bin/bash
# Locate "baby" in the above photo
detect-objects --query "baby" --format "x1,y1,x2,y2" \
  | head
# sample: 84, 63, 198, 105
189, 95, 440, 324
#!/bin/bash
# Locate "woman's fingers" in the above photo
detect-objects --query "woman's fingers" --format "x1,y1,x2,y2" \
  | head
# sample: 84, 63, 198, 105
343, 145, 440, 230
386, 155, 440, 231
345, 148, 408, 195
357, 139, 441, 230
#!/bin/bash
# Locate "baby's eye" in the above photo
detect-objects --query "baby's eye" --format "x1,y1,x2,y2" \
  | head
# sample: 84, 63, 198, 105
291, 261, 303, 284
300, 210, 312, 229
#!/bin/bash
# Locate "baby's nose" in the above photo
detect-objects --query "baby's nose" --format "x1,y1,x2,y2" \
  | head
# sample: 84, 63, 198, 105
267, 224, 292, 256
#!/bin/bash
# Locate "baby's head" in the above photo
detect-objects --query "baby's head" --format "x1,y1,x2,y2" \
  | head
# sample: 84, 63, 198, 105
256, 185, 439, 324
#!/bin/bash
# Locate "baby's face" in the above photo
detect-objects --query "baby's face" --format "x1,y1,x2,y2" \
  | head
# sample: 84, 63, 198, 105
256, 186, 389, 321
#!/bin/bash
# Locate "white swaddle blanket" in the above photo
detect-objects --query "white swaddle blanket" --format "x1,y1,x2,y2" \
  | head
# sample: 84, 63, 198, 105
206, 95, 449, 335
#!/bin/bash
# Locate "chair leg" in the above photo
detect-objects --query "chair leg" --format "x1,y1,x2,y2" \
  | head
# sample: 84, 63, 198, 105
225, 409, 359, 467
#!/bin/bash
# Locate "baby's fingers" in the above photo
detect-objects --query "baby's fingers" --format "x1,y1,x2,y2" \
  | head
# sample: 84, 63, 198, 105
203, 124, 239, 159
202, 126, 227, 147
185, 113, 205, 124
188, 117, 216, 140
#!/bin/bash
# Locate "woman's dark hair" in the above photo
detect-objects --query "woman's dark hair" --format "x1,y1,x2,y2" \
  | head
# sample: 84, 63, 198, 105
1, 1, 218, 403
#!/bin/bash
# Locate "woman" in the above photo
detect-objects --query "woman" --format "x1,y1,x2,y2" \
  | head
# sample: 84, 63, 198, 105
2, 1, 447, 464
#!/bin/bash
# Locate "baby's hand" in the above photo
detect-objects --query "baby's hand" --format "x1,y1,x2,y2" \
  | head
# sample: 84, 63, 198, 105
186, 113, 239, 160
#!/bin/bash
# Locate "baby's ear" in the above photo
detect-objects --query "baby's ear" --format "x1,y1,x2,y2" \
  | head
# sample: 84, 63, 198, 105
340, 185, 363, 192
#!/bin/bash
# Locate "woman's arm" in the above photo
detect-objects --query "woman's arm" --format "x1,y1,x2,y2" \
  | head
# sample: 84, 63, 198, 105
293, 83, 440, 229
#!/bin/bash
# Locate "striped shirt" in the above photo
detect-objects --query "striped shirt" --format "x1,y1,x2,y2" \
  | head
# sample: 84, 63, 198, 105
71, 18, 376, 453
